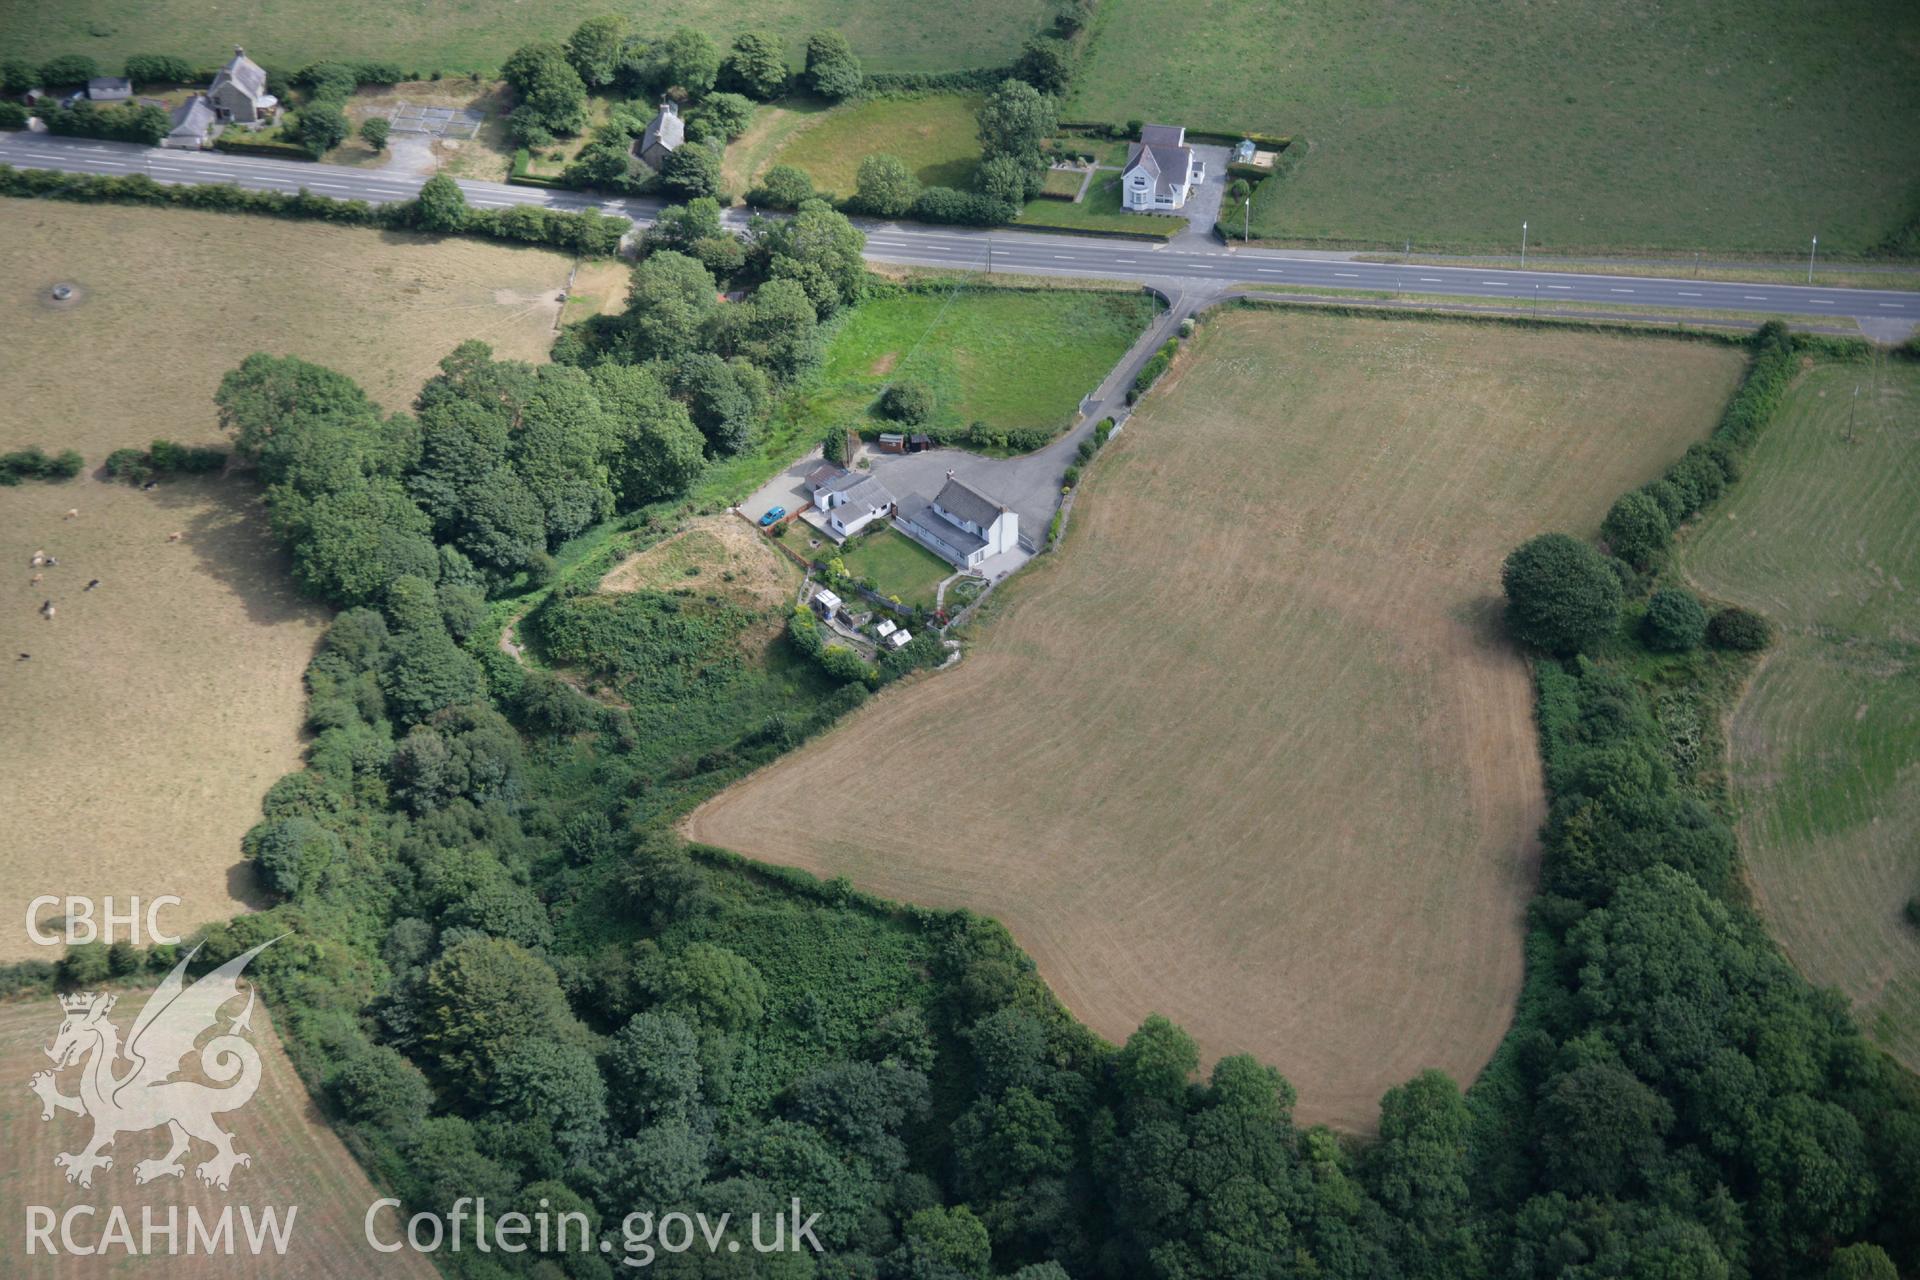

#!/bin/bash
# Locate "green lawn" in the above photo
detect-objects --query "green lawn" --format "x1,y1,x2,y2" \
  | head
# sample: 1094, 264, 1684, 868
780, 282, 1158, 442
0, 0, 1050, 76
837, 527, 951, 611
1679, 356, 1920, 1068
768, 94, 984, 198
1038, 168, 1085, 198
1015, 172, 1174, 238
1072, 0, 1920, 256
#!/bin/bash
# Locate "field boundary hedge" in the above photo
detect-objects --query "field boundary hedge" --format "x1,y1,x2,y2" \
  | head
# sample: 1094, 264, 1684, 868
0, 164, 629, 255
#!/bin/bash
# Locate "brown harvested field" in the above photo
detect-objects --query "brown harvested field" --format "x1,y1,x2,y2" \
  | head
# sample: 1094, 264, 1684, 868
688, 309, 1745, 1128
0, 201, 625, 963
0, 990, 436, 1277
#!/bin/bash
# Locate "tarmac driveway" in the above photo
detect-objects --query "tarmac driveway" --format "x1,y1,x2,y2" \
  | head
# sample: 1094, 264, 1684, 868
1175, 143, 1233, 245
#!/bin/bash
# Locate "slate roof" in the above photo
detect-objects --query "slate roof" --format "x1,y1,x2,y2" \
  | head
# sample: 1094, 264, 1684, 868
167, 96, 217, 138
87, 77, 132, 100
806, 463, 848, 491
897, 494, 989, 562
211, 47, 269, 102
1122, 136, 1195, 202
636, 100, 684, 168
833, 475, 895, 520
1139, 123, 1185, 148
932, 475, 1008, 530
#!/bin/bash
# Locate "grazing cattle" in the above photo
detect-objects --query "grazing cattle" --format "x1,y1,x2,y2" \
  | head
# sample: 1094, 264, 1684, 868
39, 600, 55, 621
63, 509, 78, 520
85, 579, 101, 592
29, 573, 42, 587
166, 532, 184, 542
30, 549, 46, 567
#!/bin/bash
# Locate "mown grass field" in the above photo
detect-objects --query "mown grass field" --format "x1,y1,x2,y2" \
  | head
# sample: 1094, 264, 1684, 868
1680, 356, 1920, 1069
0, 0, 1051, 76
837, 527, 951, 610
782, 283, 1157, 441
0, 201, 626, 964
688, 308, 1744, 1128
0, 993, 436, 1278
766, 93, 985, 198
1072, 0, 1920, 255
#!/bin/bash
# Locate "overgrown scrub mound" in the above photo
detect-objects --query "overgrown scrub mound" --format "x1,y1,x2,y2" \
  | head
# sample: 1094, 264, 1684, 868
688, 309, 1742, 1127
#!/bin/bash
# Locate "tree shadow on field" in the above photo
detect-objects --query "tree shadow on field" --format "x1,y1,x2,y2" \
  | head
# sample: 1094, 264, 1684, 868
227, 858, 271, 914
1453, 592, 1515, 653
147, 474, 329, 634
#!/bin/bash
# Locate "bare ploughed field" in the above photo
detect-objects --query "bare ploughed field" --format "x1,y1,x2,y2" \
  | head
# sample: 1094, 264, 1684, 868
689, 309, 1743, 1127
0, 202, 623, 961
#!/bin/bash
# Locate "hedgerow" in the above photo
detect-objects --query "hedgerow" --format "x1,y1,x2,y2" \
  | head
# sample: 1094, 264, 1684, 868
0, 165, 629, 256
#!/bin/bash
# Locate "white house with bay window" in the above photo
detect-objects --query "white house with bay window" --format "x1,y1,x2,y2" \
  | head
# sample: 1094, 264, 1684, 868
1121, 124, 1200, 211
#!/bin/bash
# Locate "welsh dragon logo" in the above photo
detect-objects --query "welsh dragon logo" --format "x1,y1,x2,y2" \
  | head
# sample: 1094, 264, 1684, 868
29, 938, 279, 1191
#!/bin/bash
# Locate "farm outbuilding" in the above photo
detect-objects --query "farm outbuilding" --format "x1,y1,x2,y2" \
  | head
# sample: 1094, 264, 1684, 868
877, 433, 907, 453
813, 589, 843, 618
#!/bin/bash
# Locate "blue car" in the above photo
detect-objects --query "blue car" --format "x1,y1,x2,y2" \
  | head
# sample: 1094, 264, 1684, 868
759, 505, 786, 527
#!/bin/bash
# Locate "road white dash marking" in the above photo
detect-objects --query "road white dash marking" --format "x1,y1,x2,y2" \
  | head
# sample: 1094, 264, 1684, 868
1677, 291, 1703, 297
1610, 288, 1634, 293
1481, 280, 1509, 286
1334, 272, 1359, 278
1418, 277, 1443, 282
1813, 300, 1835, 305
1878, 303, 1904, 309
1547, 284, 1572, 290
1743, 295, 1768, 301
1256, 268, 1284, 274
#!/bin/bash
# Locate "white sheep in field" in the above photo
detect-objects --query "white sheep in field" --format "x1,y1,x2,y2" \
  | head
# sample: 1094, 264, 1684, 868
29, 572, 42, 587
166, 531, 184, 543
30, 549, 46, 567
63, 508, 78, 520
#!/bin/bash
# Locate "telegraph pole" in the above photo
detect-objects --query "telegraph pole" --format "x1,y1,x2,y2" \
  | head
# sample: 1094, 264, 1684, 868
1808, 235, 1818, 285
1521, 221, 1528, 269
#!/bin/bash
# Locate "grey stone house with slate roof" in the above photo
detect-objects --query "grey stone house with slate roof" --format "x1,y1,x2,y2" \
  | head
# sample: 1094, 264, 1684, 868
633, 99, 685, 172
1122, 123, 1200, 211
896, 472, 1019, 569
208, 48, 276, 124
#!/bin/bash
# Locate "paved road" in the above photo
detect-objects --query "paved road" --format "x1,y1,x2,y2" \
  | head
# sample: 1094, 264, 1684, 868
4, 132, 1916, 333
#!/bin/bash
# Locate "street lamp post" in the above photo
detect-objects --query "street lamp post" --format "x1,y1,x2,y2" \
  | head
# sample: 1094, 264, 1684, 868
1521, 221, 1528, 269
1243, 198, 1250, 244
986, 234, 992, 275
1808, 236, 1818, 285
